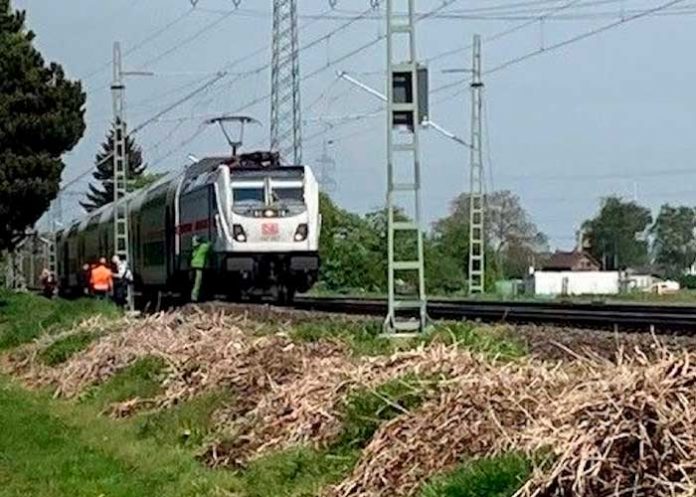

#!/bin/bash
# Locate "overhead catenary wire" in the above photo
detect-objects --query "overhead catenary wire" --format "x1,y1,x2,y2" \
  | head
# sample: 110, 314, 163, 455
60, 71, 229, 192
227, 0, 465, 116
430, 0, 687, 101
427, 0, 585, 66
136, 8, 240, 70
82, 6, 197, 81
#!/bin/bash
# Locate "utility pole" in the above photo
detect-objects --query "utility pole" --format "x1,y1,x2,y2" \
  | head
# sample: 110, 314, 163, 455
316, 124, 337, 192
384, 0, 428, 334
270, 0, 303, 165
47, 195, 61, 276
112, 42, 134, 310
468, 34, 485, 296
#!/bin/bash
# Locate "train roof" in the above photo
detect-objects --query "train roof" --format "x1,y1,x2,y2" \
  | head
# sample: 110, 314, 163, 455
61, 152, 309, 228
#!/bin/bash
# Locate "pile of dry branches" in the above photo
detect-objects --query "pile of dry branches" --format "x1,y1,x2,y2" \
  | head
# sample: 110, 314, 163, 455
208, 344, 491, 466
5, 309, 696, 496
5, 311, 344, 411
329, 348, 696, 497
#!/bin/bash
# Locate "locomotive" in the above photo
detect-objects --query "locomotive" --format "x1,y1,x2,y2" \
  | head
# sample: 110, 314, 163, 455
55, 151, 321, 302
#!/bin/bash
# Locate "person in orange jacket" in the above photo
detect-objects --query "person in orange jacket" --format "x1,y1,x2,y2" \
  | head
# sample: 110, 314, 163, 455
90, 257, 113, 300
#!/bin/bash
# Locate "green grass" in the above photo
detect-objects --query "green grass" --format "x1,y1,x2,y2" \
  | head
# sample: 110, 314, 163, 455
82, 356, 167, 410
291, 319, 525, 360
334, 374, 430, 450
0, 377, 240, 497
0, 291, 119, 350
241, 447, 358, 497
136, 390, 233, 449
291, 320, 398, 356
419, 453, 533, 497
423, 322, 526, 360
39, 330, 98, 365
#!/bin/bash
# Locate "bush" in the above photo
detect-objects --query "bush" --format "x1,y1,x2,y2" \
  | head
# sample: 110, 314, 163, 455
678, 274, 696, 289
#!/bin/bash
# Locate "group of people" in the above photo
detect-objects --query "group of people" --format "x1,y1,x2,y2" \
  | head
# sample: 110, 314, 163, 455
79, 255, 133, 307
39, 236, 210, 306
39, 255, 132, 307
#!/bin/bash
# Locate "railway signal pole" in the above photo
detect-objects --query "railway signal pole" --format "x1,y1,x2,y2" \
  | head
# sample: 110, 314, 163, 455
468, 35, 485, 295
270, 0, 303, 165
384, 0, 428, 334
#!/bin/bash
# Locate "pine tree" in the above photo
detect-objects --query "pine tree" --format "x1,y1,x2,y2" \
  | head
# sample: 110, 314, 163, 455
80, 120, 147, 212
0, 0, 86, 250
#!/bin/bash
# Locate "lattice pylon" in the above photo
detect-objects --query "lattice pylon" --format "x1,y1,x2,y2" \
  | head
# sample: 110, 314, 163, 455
270, 0, 302, 165
468, 34, 485, 295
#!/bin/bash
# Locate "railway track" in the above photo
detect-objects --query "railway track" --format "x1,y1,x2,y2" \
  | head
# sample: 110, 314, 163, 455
292, 296, 696, 333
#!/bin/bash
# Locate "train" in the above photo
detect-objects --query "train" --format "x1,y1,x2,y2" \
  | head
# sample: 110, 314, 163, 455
54, 151, 321, 303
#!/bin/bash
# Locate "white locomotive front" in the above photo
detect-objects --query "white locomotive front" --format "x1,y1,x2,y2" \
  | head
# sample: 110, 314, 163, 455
56, 152, 320, 302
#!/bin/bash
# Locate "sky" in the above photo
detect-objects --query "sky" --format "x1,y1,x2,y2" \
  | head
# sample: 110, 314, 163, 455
15, 0, 696, 249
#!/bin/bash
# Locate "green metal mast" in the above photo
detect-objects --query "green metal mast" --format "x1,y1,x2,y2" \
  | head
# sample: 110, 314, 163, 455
384, 0, 427, 334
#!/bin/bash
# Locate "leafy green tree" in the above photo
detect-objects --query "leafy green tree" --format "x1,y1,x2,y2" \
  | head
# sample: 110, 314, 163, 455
431, 191, 546, 282
0, 0, 86, 250
430, 194, 469, 279
318, 193, 383, 292
487, 191, 547, 278
80, 122, 148, 212
582, 196, 652, 270
651, 204, 696, 277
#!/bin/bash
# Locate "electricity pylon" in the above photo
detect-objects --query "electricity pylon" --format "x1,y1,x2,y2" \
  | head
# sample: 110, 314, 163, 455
270, 0, 303, 165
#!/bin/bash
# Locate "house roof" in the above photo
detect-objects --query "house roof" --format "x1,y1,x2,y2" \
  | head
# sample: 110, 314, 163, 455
542, 250, 600, 270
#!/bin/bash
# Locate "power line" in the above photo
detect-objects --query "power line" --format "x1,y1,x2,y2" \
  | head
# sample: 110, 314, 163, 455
60, 72, 228, 192
488, 0, 687, 75
427, 0, 584, 66
224, 0, 464, 115
82, 6, 196, 81
432, 0, 687, 99
136, 8, 239, 70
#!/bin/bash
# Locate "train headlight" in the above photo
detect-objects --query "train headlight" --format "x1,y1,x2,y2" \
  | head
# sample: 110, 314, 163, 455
233, 224, 247, 243
263, 209, 275, 218
294, 224, 308, 242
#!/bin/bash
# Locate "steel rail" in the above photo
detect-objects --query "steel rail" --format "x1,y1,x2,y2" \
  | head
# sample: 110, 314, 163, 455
292, 296, 696, 333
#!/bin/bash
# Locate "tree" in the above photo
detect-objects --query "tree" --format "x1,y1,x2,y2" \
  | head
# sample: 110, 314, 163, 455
0, 0, 86, 250
487, 191, 548, 278
651, 204, 696, 277
582, 196, 652, 270
80, 122, 148, 212
318, 193, 384, 292
431, 190, 547, 281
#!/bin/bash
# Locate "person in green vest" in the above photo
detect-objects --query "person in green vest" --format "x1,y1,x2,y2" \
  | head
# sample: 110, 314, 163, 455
190, 235, 212, 302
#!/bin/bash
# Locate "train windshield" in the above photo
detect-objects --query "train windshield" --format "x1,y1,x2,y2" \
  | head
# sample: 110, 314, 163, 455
271, 186, 303, 204
233, 186, 265, 206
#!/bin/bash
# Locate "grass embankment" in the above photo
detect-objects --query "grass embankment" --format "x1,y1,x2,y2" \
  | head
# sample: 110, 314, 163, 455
0, 292, 529, 497
0, 290, 119, 351
291, 319, 526, 360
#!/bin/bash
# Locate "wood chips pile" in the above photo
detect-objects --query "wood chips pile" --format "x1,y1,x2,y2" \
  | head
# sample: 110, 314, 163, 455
4, 311, 696, 497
